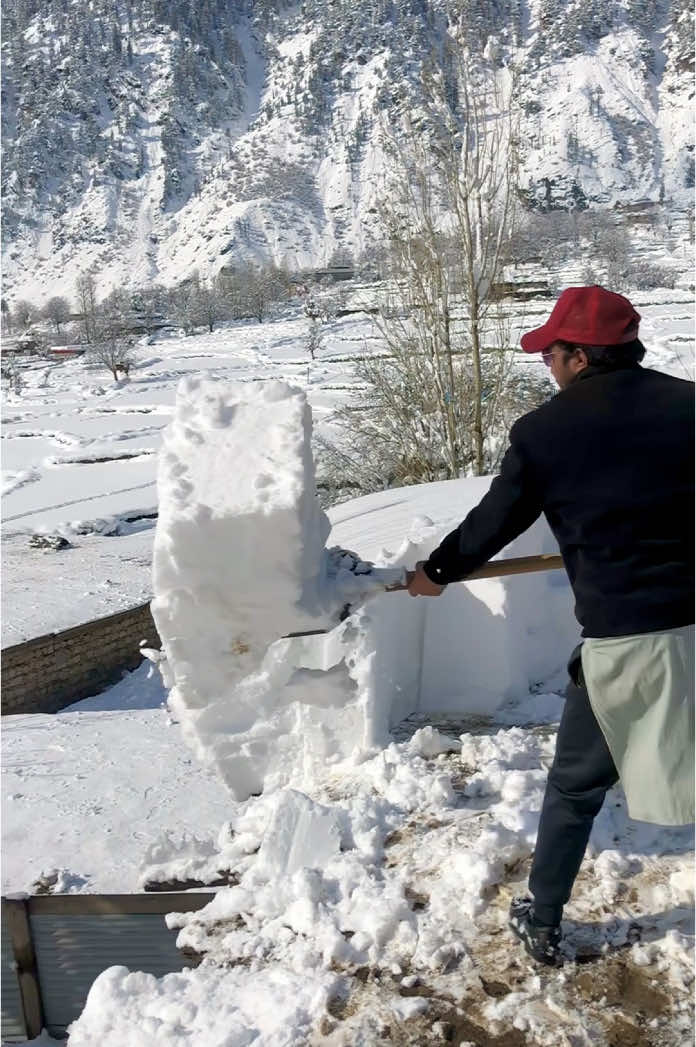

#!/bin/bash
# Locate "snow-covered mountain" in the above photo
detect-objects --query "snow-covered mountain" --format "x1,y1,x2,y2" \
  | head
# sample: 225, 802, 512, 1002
2, 0, 694, 304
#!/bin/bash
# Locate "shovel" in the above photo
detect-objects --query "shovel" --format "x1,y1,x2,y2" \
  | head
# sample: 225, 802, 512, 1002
284, 552, 564, 638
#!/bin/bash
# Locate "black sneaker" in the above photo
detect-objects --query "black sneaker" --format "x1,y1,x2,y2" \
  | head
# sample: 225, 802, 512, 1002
508, 896, 562, 967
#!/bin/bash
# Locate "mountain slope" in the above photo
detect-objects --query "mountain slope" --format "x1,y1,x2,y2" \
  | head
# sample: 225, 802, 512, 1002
2, 0, 693, 303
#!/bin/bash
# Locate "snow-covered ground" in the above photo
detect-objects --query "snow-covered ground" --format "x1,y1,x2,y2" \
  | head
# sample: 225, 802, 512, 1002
2, 287, 694, 645
4, 651, 694, 1045
2, 471, 574, 898
4, 396, 695, 1044
2, 286, 694, 1046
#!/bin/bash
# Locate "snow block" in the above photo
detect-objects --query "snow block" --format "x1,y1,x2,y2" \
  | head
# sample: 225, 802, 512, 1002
151, 379, 339, 796
152, 378, 330, 685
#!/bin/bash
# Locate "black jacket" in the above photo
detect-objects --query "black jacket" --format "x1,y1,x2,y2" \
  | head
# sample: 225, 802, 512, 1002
423, 364, 694, 637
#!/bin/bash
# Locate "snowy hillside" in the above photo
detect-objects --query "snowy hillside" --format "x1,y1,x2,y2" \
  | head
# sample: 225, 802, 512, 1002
2, 0, 694, 304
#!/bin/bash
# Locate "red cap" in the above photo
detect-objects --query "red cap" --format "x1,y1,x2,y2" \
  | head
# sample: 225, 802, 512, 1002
521, 285, 641, 353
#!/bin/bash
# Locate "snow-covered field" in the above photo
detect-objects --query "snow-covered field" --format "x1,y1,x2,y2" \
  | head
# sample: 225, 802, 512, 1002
2, 287, 694, 1046
1, 298, 380, 643
2, 287, 694, 644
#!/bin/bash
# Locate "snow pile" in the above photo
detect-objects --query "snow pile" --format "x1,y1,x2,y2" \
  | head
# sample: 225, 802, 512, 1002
149, 377, 429, 800
69, 706, 694, 1045
157, 726, 550, 972
66, 962, 339, 1047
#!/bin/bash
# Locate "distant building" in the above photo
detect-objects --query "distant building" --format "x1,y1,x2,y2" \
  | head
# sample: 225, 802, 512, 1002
489, 281, 551, 302
312, 266, 355, 283
49, 345, 86, 357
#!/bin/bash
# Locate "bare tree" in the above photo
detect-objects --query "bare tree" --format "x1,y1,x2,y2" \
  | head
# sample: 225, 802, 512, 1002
245, 269, 272, 324
132, 285, 167, 335
88, 328, 136, 381
87, 286, 137, 380
587, 223, 632, 287
428, 54, 519, 474
193, 279, 228, 332
217, 270, 248, 320
216, 265, 290, 323
13, 299, 38, 330
629, 260, 678, 290
168, 276, 201, 335
245, 265, 289, 323
42, 296, 71, 334
1, 298, 13, 334
100, 285, 134, 326
351, 50, 520, 484
503, 210, 577, 270
75, 272, 99, 343
305, 317, 323, 361
2, 352, 24, 394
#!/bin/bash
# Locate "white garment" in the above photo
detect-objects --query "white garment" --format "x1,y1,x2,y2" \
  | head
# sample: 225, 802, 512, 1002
581, 625, 695, 825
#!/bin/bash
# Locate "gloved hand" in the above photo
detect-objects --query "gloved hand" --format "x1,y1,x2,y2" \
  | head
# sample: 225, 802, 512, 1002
407, 561, 447, 597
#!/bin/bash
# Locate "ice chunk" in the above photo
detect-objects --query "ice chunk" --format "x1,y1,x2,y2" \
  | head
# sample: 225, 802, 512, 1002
255, 789, 343, 878
408, 726, 461, 758
391, 996, 429, 1019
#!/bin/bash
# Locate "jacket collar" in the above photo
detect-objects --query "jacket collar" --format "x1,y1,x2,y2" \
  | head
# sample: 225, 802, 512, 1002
575, 362, 642, 383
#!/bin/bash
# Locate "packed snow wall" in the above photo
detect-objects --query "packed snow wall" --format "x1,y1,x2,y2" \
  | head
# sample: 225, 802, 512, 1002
344, 507, 580, 719
151, 378, 406, 798
152, 379, 579, 800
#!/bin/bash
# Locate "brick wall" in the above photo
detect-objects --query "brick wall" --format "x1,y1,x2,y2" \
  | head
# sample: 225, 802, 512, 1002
1, 604, 161, 715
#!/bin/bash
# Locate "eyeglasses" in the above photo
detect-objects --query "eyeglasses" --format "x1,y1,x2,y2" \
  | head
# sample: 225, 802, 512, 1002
542, 350, 558, 367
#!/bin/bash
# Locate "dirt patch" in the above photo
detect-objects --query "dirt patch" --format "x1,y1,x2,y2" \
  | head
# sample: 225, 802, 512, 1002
418, 994, 527, 1046
405, 885, 429, 911
574, 955, 671, 1016
384, 819, 448, 868
571, 954, 679, 1047
327, 990, 352, 1020
320, 935, 686, 1046
388, 976, 525, 1045
143, 870, 240, 892
603, 1015, 654, 1047
480, 977, 512, 999
450, 763, 478, 792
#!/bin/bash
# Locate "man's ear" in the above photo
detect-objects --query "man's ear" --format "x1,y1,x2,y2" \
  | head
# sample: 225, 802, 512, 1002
573, 347, 589, 372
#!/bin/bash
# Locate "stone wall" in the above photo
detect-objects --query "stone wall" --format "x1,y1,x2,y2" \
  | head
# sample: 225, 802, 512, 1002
1, 604, 160, 715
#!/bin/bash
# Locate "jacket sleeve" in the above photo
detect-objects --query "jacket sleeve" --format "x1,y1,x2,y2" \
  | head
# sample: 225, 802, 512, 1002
422, 422, 543, 585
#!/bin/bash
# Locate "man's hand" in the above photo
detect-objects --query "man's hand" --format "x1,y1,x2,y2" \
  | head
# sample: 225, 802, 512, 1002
407, 562, 446, 597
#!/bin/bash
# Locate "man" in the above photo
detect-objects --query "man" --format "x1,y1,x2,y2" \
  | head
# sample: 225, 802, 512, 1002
408, 285, 694, 966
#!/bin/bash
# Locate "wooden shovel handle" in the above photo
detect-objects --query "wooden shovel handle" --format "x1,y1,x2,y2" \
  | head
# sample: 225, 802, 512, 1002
386, 553, 564, 591
282, 554, 565, 638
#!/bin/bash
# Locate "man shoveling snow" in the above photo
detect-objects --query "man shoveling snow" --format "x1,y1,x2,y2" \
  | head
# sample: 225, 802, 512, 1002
408, 285, 695, 966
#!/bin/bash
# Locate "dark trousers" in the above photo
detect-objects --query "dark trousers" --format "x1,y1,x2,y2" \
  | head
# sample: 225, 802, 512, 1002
528, 646, 619, 926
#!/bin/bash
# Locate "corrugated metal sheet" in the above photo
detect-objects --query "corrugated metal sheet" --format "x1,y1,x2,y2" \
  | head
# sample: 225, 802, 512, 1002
1, 908, 27, 1044
30, 912, 193, 1036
